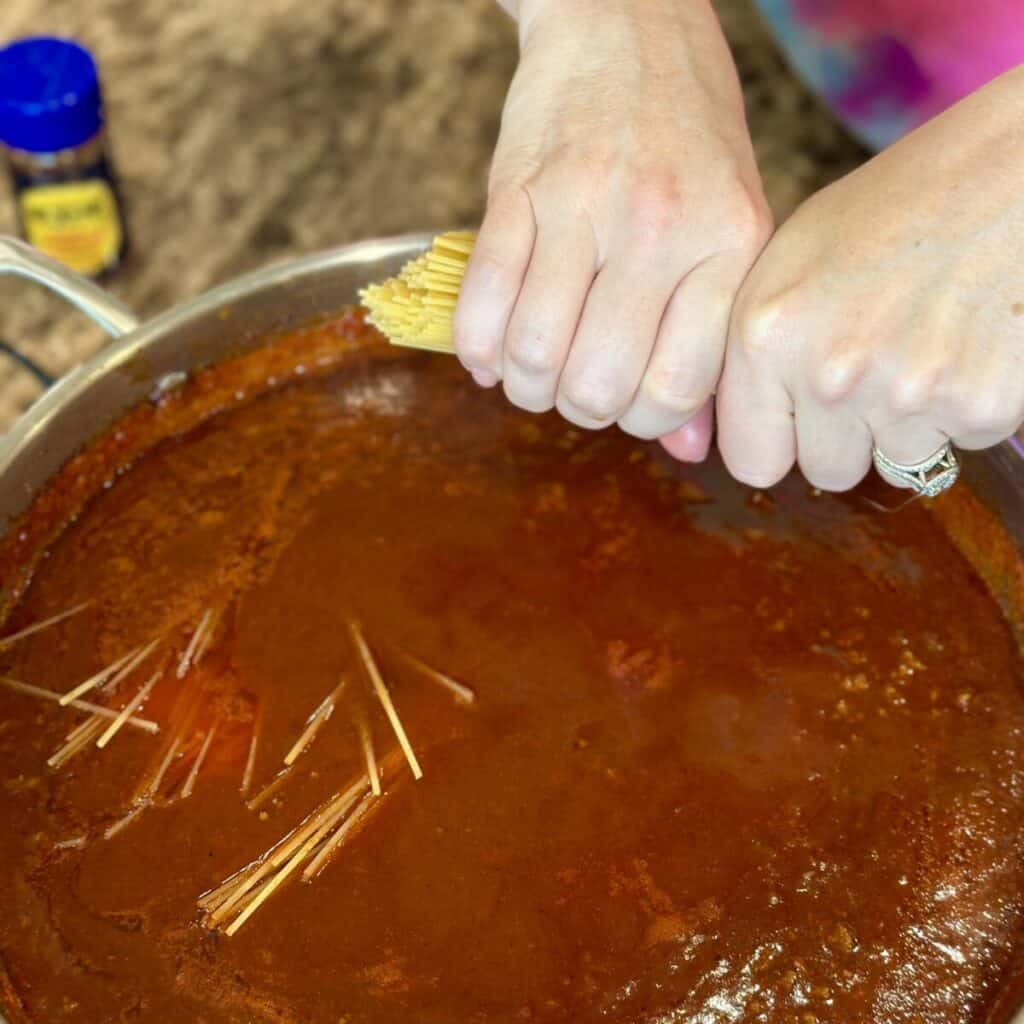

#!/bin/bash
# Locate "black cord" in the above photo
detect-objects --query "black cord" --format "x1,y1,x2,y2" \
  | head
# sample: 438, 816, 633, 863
0, 340, 54, 388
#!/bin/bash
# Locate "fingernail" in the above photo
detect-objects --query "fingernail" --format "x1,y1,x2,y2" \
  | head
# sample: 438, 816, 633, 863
659, 421, 713, 463
472, 369, 499, 388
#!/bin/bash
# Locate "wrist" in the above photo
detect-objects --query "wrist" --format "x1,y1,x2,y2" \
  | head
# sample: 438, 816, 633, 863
513, 0, 718, 42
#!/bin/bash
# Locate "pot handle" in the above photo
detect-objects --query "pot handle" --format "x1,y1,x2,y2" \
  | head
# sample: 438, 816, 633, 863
0, 236, 140, 340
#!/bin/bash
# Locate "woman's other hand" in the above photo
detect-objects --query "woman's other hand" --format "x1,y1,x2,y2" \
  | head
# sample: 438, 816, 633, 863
717, 67, 1024, 491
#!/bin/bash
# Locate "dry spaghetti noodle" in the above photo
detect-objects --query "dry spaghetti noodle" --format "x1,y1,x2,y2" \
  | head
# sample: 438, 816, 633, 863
360, 231, 474, 353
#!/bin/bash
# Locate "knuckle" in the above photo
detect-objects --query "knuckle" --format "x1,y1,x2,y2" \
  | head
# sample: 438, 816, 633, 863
618, 419, 662, 441
628, 161, 773, 257
560, 375, 626, 423
809, 338, 870, 405
458, 344, 497, 370
888, 371, 936, 417
629, 166, 687, 240
556, 396, 606, 431
953, 384, 1021, 437
720, 183, 774, 253
503, 380, 554, 414
640, 367, 708, 418
506, 329, 563, 375
735, 289, 795, 359
452, 328, 497, 369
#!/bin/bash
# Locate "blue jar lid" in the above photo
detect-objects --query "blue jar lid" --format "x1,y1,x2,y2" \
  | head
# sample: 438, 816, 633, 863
0, 37, 104, 153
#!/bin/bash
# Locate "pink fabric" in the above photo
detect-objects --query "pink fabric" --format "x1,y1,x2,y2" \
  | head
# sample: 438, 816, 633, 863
758, 0, 1023, 147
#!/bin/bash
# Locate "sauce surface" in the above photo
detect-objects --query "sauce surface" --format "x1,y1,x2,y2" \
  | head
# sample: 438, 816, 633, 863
1, 313, 1024, 1023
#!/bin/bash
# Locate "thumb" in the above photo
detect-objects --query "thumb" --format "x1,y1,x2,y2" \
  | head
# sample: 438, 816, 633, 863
658, 400, 714, 463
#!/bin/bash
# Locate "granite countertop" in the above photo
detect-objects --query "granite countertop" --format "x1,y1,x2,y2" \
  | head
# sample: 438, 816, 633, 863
0, 0, 865, 430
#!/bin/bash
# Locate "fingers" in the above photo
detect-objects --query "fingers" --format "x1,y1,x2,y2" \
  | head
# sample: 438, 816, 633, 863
456, 185, 730, 439
868, 416, 949, 467
452, 187, 536, 384
868, 388, 1024, 473
618, 255, 744, 442
863, 345, 1024, 475
554, 254, 680, 429
716, 292, 798, 489
501, 216, 598, 413
940, 352, 1024, 451
793, 399, 873, 491
658, 400, 714, 462
726, 352, 1024, 494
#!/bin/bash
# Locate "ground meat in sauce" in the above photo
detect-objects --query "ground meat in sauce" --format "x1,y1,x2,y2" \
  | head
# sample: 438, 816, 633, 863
0, 312, 1023, 1024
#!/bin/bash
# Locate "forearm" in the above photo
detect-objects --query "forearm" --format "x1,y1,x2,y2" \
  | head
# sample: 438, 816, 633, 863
494, 0, 742, 126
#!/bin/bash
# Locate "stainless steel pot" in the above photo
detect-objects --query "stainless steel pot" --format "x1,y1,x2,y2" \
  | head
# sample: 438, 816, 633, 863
2, 234, 1024, 1024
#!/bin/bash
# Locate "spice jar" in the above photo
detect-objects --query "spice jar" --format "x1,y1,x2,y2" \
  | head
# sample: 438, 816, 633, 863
0, 37, 127, 277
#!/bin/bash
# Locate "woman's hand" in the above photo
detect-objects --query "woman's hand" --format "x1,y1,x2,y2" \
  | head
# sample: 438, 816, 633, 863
454, 0, 771, 458
717, 66, 1024, 491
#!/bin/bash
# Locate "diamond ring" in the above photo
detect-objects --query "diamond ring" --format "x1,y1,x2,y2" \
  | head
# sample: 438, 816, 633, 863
871, 442, 960, 498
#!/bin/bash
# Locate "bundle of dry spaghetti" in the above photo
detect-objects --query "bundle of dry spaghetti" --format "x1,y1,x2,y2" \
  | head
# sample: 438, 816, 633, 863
359, 231, 475, 354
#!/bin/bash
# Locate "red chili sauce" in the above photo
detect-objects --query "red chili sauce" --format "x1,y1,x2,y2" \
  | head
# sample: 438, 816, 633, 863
0, 311, 1023, 1024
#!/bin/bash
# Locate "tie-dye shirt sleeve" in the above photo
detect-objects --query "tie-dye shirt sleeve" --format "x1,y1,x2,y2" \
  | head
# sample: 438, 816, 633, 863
754, 0, 1024, 150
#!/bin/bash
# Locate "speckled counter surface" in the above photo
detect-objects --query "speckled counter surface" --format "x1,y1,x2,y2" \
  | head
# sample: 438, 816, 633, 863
0, 0, 865, 429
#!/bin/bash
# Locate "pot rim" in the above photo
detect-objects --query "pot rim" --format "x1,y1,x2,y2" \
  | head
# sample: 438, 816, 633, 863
0, 232, 435, 479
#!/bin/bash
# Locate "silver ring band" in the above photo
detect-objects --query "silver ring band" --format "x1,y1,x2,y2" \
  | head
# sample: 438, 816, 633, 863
872, 442, 960, 497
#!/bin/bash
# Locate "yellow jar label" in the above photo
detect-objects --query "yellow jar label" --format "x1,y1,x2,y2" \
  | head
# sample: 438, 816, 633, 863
19, 179, 122, 276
